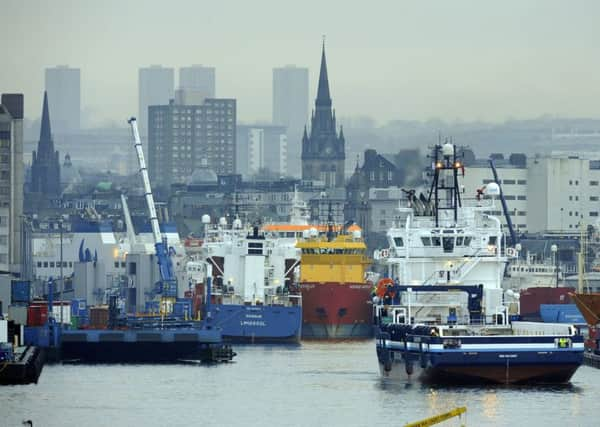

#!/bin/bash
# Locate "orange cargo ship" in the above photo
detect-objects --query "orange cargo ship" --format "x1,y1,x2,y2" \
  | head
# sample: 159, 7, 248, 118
296, 227, 372, 339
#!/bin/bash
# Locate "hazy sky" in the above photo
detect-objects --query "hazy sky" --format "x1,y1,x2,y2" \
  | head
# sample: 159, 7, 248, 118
1, 0, 599, 127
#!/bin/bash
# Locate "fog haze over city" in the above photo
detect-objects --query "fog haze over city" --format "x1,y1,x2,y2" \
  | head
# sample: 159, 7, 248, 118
1, 0, 599, 126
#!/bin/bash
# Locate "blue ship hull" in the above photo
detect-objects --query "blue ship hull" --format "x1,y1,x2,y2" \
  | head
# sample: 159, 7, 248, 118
375, 324, 584, 384
209, 304, 302, 343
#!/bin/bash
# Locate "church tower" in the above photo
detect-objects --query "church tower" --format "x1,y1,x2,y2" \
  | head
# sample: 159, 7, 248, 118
31, 92, 61, 196
301, 43, 345, 188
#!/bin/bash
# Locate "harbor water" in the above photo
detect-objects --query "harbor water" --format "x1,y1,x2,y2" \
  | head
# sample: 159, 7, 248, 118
1, 340, 599, 427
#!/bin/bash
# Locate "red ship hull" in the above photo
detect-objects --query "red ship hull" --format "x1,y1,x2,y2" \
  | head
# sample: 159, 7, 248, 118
299, 282, 373, 339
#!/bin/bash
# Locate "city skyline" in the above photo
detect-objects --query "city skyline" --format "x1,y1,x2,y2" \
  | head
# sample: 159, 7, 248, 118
1, 1, 599, 127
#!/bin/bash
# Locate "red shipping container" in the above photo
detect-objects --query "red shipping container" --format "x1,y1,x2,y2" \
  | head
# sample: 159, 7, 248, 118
27, 305, 49, 326
519, 287, 574, 317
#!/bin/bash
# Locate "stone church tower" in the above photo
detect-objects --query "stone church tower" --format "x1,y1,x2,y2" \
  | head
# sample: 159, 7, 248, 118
31, 92, 61, 196
301, 43, 345, 188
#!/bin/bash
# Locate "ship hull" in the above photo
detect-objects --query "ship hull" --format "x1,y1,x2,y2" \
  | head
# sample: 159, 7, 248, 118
300, 282, 372, 339
210, 304, 302, 344
375, 327, 584, 384
571, 292, 600, 325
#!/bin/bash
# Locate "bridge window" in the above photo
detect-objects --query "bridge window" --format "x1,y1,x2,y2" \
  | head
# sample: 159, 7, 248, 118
421, 237, 431, 246
463, 237, 472, 246
442, 237, 455, 253
432, 237, 441, 246
393, 237, 404, 247
456, 236, 464, 246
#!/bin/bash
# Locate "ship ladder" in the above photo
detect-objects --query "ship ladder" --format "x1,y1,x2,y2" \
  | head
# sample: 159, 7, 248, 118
404, 407, 467, 427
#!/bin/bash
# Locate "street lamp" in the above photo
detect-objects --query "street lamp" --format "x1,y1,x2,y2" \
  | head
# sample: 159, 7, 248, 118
59, 219, 64, 325
551, 244, 559, 287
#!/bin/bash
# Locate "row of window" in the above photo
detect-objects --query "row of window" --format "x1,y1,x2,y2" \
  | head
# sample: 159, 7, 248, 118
301, 248, 364, 255
36, 261, 128, 269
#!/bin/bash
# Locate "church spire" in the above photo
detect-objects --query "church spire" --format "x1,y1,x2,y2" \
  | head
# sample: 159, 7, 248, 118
40, 91, 52, 142
316, 39, 331, 107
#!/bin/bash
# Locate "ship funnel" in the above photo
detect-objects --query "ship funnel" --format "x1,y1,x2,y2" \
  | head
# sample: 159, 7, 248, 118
352, 230, 362, 240
233, 218, 242, 229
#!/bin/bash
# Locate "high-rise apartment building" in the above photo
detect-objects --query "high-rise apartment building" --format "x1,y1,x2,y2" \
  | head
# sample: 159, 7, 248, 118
138, 65, 174, 136
179, 65, 215, 98
236, 124, 287, 178
148, 95, 236, 188
273, 65, 308, 177
0, 93, 24, 274
45, 66, 80, 133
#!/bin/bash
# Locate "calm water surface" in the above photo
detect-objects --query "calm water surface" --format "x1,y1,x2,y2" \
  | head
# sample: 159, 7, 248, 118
1, 340, 597, 426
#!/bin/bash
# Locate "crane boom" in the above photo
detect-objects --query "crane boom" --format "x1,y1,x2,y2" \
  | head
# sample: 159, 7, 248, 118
129, 118, 162, 244
489, 159, 517, 246
128, 117, 176, 285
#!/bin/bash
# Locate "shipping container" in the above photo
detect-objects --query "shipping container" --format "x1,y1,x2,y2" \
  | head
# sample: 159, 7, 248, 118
27, 305, 48, 326
540, 304, 585, 324
519, 287, 574, 317
10, 280, 31, 304
8, 305, 28, 325
173, 302, 192, 317
89, 306, 109, 329
71, 299, 87, 317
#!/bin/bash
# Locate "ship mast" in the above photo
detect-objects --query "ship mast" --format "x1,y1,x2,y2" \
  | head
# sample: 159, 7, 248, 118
427, 141, 463, 227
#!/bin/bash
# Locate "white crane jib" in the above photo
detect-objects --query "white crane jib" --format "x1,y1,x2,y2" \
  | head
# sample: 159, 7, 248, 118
128, 118, 162, 245
128, 117, 176, 285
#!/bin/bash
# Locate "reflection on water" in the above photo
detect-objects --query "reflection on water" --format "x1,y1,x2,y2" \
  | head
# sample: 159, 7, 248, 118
0, 341, 598, 427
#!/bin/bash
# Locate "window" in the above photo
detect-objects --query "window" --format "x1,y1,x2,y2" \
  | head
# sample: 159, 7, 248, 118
517, 180, 527, 185
518, 211, 526, 216
576, 180, 579, 185
591, 212, 599, 217
37, 261, 42, 268
517, 196, 527, 200
590, 160, 600, 170
463, 236, 472, 246
569, 180, 573, 185
503, 179, 516, 185
591, 181, 599, 186
504, 195, 515, 200
43, 262, 48, 268
569, 196, 572, 201
431, 237, 441, 246
488, 236, 497, 245
591, 196, 599, 201
393, 237, 404, 247
483, 179, 493, 184
114, 261, 119, 268
421, 237, 431, 246
50, 262, 55, 268
129, 262, 137, 275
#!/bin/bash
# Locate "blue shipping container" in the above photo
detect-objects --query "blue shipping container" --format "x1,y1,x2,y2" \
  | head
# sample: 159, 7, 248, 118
173, 302, 191, 317
540, 304, 585, 324
71, 299, 87, 316
11, 280, 31, 304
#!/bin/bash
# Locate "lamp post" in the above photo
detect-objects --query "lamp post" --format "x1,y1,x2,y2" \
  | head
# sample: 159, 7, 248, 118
59, 219, 64, 325
551, 244, 559, 287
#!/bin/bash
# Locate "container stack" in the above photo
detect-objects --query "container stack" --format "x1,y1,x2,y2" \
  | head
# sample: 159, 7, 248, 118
89, 306, 109, 329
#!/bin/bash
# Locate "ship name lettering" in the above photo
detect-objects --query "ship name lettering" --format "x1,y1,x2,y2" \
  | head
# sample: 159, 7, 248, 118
498, 354, 517, 358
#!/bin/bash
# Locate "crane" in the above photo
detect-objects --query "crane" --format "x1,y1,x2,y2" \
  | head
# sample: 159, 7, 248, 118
489, 159, 518, 247
128, 117, 177, 298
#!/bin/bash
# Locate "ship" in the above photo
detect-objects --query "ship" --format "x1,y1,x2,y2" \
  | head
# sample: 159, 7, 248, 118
189, 216, 302, 343
374, 142, 584, 384
295, 212, 372, 339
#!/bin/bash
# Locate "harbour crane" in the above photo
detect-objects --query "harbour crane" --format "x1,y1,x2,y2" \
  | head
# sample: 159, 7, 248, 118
128, 118, 177, 299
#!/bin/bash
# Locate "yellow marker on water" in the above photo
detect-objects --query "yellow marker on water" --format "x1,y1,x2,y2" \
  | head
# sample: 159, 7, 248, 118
404, 407, 467, 427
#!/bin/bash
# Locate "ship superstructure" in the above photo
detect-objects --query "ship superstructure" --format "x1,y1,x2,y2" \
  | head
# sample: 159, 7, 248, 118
374, 142, 584, 384
189, 215, 302, 343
